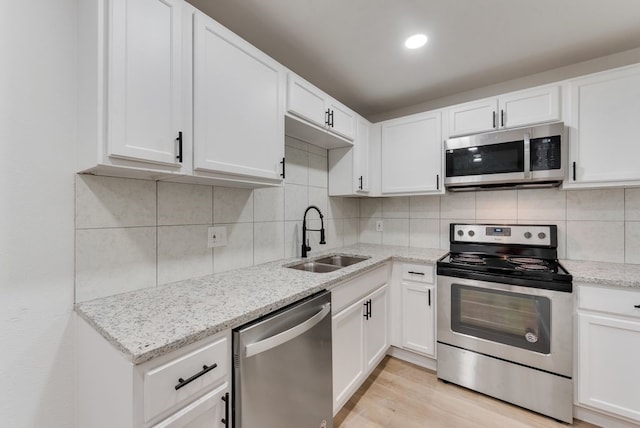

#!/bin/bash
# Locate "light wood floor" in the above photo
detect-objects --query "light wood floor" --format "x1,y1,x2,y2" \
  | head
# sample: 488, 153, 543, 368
335, 356, 598, 428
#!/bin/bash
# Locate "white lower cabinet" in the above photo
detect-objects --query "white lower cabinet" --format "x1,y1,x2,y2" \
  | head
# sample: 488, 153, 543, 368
331, 264, 390, 415
577, 285, 640, 424
399, 263, 436, 358
76, 316, 231, 428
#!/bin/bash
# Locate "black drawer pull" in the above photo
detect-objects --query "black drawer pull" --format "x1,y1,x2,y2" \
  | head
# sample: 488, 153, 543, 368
408, 271, 425, 276
428, 289, 431, 307
174, 363, 217, 390
176, 131, 183, 163
634, 304, 640, 309
221, 392, 229, 426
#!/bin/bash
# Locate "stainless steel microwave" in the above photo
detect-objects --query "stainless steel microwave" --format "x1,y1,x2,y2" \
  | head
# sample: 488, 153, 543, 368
444, 122, 566, 191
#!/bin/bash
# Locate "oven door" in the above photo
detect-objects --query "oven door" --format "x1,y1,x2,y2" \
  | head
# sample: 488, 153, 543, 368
437, 275, 572, 377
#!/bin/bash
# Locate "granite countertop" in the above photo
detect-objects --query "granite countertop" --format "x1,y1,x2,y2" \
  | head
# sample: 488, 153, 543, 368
75, 243, 640, 365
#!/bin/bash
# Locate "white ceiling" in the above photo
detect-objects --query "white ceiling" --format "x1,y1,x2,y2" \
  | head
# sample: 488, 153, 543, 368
187, 0, 640, 120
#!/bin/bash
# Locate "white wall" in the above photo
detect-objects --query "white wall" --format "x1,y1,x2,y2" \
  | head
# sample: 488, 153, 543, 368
75, 137, 360, 302
0, 1, 77, 427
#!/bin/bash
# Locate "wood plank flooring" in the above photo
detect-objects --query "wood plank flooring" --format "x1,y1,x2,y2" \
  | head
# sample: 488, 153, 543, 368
335, 356, 598, 428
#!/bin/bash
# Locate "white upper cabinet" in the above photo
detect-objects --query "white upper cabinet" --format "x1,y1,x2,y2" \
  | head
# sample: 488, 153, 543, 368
328, 116, 370, 196
565, 64, 640, 188
78, 0, 186, 178
192, 11, 285, 185
380, 110, 443, 195
287, 73, 356, 143
447, 85, 561, 137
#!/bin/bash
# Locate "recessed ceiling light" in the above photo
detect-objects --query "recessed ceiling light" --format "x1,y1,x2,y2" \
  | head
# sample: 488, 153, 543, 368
405, 34, 428, 49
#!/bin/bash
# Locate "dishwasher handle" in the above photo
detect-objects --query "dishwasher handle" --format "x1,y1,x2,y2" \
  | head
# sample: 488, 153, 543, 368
245, 303, 331, 358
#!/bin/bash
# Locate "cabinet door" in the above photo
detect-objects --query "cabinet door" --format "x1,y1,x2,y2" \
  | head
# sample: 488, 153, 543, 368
287, 74, 328, 129
447, 98, 498, 137
193, 12, 284, 181
108, 0, 183, 166
577, 313, 640, 423
327, 99, 356, 141
381, 111, 442, 194
364, 285, 389, 370
332, 299, 365, 411
152, 385, 229, 428
499, 86, 560, 129
401, 282, 435, 357
355, 117, 370, 193
568, 66, 640, 185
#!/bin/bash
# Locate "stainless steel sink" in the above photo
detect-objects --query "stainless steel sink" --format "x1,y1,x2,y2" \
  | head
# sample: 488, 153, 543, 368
287, 261, 341, 273
286, 254, 370, 273
314, 254, 370, 267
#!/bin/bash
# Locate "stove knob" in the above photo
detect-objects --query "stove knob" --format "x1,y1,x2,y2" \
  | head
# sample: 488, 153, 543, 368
524, 232, 532, 239
457, 230, 464, 237
468, 230, 475, 237
538, 232, 546, 240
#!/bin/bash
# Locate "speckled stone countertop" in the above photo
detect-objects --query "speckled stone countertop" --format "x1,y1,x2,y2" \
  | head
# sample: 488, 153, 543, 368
75, 244, 446, 365
75, 243, 640, 365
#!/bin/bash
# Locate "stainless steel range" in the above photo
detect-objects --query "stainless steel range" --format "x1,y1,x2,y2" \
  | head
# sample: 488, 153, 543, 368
436, 223, 573, 423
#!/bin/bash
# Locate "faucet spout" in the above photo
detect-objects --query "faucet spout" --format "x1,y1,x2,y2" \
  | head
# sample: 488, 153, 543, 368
301, 205, 326, 258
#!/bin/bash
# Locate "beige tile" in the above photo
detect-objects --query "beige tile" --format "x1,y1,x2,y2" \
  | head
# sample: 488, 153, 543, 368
75, 227, 156, 302
410, 219, 440, 249
517, 188, 566, 221
518, 219, 567, 259
344, 219, 359, 246
566, 189, 624, 221
285, 184, 309, 221
625, 222, 640, 264
440, 219, 475, 249
476, 190, 517, 221
382, 219, 409, 246
157, 225, 212, 284
360, 198, 382, 218
309, 153, 328, 188
383, 197, 410, 219
309, 187, 328, 218
626, 188, 640, 221
284, 145, 308, 186
213, 223, 253, 273
254, 186, 284, 222
409, 195, 440, 219
343, 198, 359, 219
359, 218, 382, 244
566, 221, 624, 263
440, 192, 475, 220
254, 222, 285, 264
157, 182, 212, 226
328, 197, 344, 220
284, 221, 303, 258
76, 175, 156, 229
324, 219, 345, 250
213, 186, 253, 223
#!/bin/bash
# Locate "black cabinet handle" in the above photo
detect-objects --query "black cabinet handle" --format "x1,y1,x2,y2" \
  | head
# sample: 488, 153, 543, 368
329, 110, 334, 127
176, 131, 183, 163
436, 174, 440, 190
501, 109, 505, 127
325, 109, 330, 126
634, 304, 640, 308
363, 301, 369, 320
572, 161, 576, 181
408, 271, 425, 276
280, 157, 285, 179
428, 289, 431, 307
221, 392, 229, 426
174, 363, 217, 390
492, 111, 496, 128
367, 299, 372, 318
359, 176, 363, 190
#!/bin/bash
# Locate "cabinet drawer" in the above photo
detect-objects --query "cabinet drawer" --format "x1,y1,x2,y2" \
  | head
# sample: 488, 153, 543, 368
332, 264, 390, 313
578, 285, 640, 319
401, 263, 434, 284
143, 336, 228, 424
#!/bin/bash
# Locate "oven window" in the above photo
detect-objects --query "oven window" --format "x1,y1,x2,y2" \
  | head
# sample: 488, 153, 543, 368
446, 140, 524, 177
451, 284, 551, 354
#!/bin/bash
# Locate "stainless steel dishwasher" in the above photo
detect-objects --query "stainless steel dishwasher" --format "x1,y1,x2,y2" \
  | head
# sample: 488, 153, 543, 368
233, 290, 333, 428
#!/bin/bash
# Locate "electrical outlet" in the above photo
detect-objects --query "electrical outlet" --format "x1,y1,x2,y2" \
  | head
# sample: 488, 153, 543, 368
376, 220, 384, 232
207, 226, 227, 248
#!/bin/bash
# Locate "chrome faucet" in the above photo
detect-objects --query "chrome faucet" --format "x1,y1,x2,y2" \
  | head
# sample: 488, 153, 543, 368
301, 205, 326, 258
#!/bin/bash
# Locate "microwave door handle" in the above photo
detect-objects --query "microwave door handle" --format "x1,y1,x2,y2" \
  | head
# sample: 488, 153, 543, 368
523, 132, 531, 179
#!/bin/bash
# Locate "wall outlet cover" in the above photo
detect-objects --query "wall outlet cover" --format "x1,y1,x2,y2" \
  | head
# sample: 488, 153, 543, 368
376, 220, 384, 232
207, 226, 227, 248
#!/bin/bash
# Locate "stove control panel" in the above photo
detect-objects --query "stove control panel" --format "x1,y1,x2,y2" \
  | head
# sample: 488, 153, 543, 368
452, 224, 554, 246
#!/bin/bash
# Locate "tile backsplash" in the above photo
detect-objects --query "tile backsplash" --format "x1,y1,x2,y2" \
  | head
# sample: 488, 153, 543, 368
74, 137, 359, 302
358, 187, 640, 265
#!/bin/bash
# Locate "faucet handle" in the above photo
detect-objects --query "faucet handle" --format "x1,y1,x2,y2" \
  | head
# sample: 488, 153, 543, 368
320, 229, 326, 245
